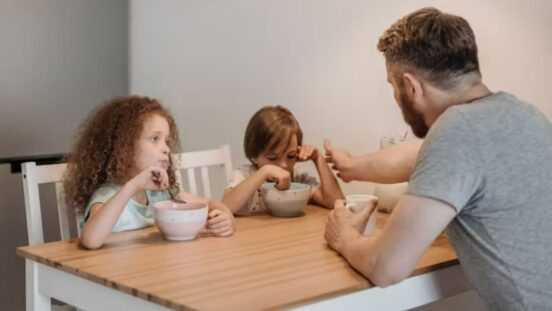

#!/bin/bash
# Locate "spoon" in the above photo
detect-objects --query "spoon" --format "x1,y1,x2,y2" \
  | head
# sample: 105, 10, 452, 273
168, 184, 187, 204
151, 171, 186, 204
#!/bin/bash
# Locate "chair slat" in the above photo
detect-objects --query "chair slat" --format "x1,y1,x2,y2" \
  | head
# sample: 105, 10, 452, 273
171, 145, 233, 199
22, 162, 45, 245
55, 182, 71, 241
34, 163, 67, 184
187, 168, 197, 195
201, 167, 211, 199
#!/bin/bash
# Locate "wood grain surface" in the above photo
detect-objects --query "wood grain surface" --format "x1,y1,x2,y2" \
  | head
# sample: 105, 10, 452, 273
17, 205, 458, 311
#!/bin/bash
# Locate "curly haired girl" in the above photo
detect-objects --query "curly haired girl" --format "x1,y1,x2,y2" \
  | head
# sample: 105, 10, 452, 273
64, 96, 234, 249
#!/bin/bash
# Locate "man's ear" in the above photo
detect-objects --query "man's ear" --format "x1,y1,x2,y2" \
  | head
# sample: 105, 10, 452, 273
402, 72, 424, 101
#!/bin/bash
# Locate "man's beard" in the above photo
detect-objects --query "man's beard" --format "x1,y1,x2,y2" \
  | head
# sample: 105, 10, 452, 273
397, 90, 429, 138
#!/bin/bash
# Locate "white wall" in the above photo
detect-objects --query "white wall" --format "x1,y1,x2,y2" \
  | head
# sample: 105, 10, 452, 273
0, 0, 129, 158
130, 0, 552, 198
0, 1, 128, 310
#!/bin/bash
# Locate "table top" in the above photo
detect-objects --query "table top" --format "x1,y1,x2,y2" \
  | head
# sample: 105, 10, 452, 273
17, 205, 458, 311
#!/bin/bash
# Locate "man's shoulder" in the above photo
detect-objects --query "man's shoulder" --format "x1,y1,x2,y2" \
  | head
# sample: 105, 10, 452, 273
429, 92, 524, 136
447, 91, 529, 118
426, 106, 471, 143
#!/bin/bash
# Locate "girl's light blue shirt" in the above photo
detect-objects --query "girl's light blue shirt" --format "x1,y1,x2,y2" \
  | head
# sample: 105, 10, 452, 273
83, 184, 170, 232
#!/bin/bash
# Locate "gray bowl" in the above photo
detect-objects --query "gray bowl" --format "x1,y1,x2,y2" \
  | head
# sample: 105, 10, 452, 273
260, 182, 310, 217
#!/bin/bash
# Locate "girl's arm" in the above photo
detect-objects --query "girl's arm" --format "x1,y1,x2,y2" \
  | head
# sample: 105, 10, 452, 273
80, 166, 169, 249
299, 144, 344, 209
80, 182, 138, 249
222, 164, 290, 214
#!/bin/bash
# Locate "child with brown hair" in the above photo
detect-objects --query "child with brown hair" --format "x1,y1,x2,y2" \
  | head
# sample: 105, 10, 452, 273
64, 96, 234, 249
222, 105, 344, 215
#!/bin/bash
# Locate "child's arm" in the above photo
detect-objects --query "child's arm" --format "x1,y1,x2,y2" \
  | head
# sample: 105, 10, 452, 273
222, 164, 291, 214
298, 142, 344, 209
80, 166, 169, 249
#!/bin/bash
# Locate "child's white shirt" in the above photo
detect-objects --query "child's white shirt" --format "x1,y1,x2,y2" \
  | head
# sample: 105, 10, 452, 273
226, 164, 320, 215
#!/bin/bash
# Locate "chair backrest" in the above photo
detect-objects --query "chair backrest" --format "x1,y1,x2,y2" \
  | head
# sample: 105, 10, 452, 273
21, 162, 82, 245
172, 145, 233, 199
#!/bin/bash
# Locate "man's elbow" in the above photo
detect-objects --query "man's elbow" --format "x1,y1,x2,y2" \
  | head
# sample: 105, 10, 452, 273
370, 273, 404, 288
368, 264, 410, 288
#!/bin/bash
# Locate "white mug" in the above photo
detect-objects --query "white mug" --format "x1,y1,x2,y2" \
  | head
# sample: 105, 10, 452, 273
346, 194, 378, 235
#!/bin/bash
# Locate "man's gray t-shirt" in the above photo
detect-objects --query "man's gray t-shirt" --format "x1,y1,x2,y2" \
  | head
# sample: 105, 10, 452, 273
407, 92, 552, 311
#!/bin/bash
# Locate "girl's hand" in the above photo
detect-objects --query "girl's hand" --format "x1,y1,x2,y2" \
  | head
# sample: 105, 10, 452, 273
297, 144, 320, 162
261, 164, 291, 190
207, 201, 235, 237
130, 166, 169, 192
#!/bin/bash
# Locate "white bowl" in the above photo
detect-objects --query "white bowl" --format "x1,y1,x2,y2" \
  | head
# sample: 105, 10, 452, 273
260, 182, 310, 217
374, 182, 407, 213
153, 201, 208, 241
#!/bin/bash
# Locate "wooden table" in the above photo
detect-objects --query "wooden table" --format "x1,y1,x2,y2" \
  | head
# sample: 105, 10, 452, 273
17, 206, 470, 311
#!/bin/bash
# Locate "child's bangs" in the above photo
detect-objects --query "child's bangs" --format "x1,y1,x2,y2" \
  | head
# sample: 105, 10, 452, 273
265, 124, 296, 154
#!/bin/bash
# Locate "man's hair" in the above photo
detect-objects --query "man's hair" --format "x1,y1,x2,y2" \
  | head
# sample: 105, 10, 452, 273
377, 7, 480, 89
244, 105, 303, 164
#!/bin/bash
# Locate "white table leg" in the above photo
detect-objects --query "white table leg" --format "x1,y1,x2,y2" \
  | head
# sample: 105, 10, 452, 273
29, 261, 171, 311
26, 259, 51, 311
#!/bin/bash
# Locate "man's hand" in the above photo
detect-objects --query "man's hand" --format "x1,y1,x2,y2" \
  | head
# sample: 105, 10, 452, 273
324, 140, 356, 182
325, 199, 376, 253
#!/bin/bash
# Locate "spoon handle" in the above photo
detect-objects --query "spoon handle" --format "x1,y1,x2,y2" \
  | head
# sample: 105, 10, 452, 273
169, 183, 186, 203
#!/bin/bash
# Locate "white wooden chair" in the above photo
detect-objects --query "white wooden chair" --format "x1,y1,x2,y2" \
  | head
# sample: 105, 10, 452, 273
22, 161, 85, 310
172, 145, 233, 199
21, 162, 82, 245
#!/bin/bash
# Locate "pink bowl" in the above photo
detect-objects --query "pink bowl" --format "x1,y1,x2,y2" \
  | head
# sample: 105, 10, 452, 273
153, 201, 208, 241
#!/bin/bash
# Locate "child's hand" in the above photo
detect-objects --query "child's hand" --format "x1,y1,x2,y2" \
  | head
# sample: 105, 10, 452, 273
130, 166, 169, 191
261, 164, 291, 190
207, 201, 235, 237
297, 144, 320, 162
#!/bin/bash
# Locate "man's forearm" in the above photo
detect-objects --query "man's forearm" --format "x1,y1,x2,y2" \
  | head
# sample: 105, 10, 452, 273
341, 235, 378, 280
351, 141, 421, 183
341, 234, 404, 287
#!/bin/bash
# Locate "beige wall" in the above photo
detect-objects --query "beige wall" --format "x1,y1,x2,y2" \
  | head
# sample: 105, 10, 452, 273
0, 1, 128, 309
1, 1, 550, 309
129, 0, 552, 197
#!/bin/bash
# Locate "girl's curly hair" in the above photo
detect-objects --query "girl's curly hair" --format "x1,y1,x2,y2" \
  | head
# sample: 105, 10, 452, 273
63, 96, 181, 213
